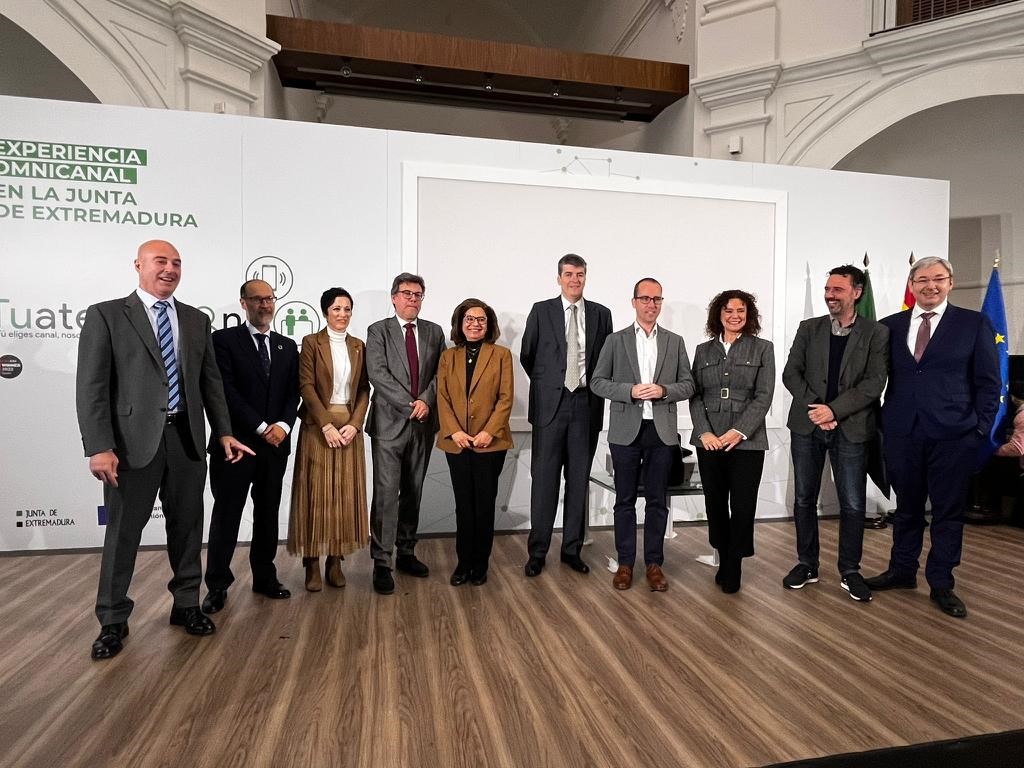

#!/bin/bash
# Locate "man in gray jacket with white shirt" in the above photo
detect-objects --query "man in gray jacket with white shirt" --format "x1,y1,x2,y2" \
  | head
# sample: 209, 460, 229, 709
590, 278, 695, 592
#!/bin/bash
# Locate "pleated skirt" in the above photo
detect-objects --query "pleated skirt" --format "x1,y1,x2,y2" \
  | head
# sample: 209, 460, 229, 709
287, 404, 368, 557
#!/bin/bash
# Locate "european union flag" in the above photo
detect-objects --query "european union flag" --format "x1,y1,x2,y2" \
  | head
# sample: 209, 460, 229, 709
981, 265, 1010, 460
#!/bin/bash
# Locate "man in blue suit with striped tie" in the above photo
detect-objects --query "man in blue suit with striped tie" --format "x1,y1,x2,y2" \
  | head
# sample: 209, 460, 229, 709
77, 240, 253, 660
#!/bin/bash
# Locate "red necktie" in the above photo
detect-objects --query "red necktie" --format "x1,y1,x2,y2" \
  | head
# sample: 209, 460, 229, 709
913, 311, 935, 363
405, 322, 420, 399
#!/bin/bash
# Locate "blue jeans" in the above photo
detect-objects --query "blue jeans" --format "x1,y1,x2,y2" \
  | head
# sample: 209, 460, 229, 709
791, 429, 867, 575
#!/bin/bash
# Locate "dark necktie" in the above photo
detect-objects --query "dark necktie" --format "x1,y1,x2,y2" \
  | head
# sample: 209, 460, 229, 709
254, 333, 270, 379
155, 300, 180, 411
405, 322, 420, 399
913, 311, 936, 363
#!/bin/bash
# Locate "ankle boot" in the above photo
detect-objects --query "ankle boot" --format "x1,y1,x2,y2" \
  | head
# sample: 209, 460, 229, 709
325, 555, 346, 588
303, 557, 322, 592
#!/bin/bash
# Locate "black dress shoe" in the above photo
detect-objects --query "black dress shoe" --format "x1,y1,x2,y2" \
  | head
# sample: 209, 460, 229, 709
470, 572, 488, 586
930, 588, 967, 618
865, 515, 888, 530
373, 565, 396, 594
253, 581, 291, 599
169, 606, 216, 636
864, 569, 917, 591
450, 569, 470, 586
395, 555, 430, 577
524, 557, 545, 577
201, 588, 227, 614
91, 623, 128, 660
560, 553, 590, 574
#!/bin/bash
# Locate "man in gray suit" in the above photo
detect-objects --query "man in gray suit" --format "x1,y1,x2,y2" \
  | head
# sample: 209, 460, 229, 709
590, 278, 695, 591
781, 264, 888, 602
76, 239, 253, 660
365, 272, 447, 594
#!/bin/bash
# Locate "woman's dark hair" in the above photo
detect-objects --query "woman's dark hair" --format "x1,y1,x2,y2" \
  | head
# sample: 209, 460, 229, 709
449, 298, 499, 345
320, 287, 353, 316
705, 289, 761, 338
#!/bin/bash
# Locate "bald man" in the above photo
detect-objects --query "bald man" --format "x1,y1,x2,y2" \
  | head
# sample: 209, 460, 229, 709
77, 240, 253, 660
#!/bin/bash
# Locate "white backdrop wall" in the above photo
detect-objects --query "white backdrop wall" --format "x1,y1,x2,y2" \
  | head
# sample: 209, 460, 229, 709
0, 95, 948, 552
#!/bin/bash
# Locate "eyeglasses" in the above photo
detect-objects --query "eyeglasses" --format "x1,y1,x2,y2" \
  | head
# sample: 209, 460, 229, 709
244, 295, 276, 305
463, 316, 487, 326
911, 276, 950, 286
633, 296, 664, 306
395, 290, 425, 301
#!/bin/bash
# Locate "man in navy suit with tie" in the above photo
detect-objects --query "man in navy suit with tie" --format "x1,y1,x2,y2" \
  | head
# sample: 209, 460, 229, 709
520, 254, 613, 577
866, 257, 1000, 618
201, 279, 300, 614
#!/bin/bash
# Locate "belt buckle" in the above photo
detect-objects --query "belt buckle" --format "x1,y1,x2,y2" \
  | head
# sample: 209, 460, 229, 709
720, 387, 730, 399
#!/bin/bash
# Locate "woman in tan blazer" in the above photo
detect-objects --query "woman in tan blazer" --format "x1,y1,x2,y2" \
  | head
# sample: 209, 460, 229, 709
436, 298, 514, 586
288, 288, 370, 591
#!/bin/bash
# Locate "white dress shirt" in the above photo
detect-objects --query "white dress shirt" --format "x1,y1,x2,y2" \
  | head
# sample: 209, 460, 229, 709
634, 322, 658, 420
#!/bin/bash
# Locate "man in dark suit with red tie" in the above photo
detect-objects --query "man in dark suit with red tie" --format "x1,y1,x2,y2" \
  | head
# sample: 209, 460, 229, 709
520, 254, 613, 577
866, 257, 1000, 618
201, 279, 300, 615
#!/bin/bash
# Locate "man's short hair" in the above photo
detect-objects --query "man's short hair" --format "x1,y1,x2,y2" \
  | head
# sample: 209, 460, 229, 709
390, 272, 426, 296
828, 265, 866, 291
909, 256, 954, 280
632, 277, 661, 297
557, 254, 587, 275
239, 279, 267, 298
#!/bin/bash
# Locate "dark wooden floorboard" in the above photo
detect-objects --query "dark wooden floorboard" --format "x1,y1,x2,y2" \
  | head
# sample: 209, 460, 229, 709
1, 521, 1023, 767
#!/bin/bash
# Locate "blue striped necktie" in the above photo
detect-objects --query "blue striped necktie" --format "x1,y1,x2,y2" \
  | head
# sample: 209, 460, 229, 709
155, 300, 181, 411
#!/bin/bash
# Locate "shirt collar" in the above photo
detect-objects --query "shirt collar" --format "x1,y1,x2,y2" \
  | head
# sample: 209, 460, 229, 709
245, 320, 269, 337
136, 287, 175, 310
561, 296, 585, 313
633, 321, 658, 339
913, 300, 947, 319
395, 315, 417, 329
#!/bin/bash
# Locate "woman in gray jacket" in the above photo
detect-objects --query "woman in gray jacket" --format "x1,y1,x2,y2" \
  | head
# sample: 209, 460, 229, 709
690, 290, 774, 593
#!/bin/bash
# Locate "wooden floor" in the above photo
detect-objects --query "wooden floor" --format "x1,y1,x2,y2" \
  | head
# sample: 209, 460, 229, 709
2, 521, 1024, 768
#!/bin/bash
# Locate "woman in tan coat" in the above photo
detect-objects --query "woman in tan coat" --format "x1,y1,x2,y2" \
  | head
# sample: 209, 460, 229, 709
436, 298, 514, 586
288, 287, 370, 591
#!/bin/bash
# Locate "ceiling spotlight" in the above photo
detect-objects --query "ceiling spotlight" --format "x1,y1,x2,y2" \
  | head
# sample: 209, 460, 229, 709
414, 68, 423, 83
551, 81, 560, 98
340, 64, 352, 78
484, 77, 494, 91
614, 88, 623, 103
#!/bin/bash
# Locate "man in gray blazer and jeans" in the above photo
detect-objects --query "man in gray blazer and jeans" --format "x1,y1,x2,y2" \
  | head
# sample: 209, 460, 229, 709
365, 272, 446, 594
782, 265, 888, 602
590, 278, 695, 592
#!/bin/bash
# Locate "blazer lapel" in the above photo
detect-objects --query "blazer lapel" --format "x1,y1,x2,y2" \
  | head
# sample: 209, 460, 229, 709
346, 334, 362, 402
315, 330, 334, 394
469, 343, 491, 396
584, 300, 598, 358
549, 299, 567, 357
389, 318, 412, 381
653, 326, 668, 381
623, 329, 642, 382
922, 305, 955, 361
124, 293, 163, 370
891, 311, 914, 363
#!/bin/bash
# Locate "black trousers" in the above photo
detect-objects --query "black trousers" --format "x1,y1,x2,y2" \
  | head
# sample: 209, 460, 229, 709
96, 419, 206, 625
696, 448, 765, 562
446, 449, 507, 575
206, 441, 287, 591
528, 388, 598, 559
609, 421, 674, 567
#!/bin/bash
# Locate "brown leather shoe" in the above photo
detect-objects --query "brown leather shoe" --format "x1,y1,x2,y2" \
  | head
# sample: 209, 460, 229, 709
646, 564, 668, 592
303, 557, 323, 592
612, 565, 633, 590
325, 555, 346, 588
